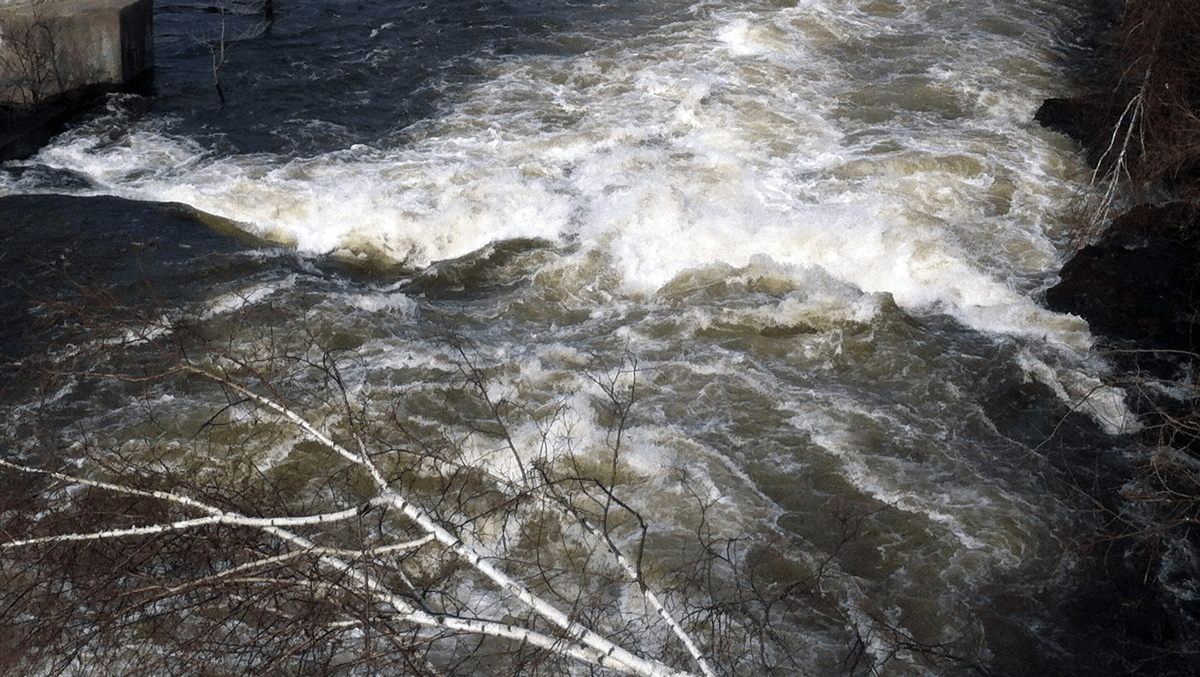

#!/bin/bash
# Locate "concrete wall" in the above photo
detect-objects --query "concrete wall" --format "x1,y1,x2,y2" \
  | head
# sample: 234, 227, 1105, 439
0, 0, 153, 106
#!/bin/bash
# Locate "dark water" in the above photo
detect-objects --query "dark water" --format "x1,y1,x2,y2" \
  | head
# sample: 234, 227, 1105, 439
147, 0, 682, 154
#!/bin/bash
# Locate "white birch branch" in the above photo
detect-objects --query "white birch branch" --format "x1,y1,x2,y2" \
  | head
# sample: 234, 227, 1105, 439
1, 504, 373, 548
0, 454, 690, 677
192, 366, 695, 677
3, 364, 701, 677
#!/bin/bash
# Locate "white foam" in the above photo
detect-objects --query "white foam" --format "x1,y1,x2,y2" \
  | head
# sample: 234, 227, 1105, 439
20, 0, 1100, 352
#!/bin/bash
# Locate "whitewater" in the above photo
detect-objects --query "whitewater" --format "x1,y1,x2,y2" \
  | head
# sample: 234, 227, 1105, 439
0, 0, 1141, 674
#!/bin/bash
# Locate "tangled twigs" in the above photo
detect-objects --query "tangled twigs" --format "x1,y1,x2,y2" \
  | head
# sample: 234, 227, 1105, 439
1076, 0, 1200, 240
0, 333, 710, 676
189, 363, 699, 677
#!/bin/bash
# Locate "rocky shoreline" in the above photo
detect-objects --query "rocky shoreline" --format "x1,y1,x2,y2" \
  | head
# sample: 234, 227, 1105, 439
1041, 0, 1200, 363
1036, 0, 1200, 672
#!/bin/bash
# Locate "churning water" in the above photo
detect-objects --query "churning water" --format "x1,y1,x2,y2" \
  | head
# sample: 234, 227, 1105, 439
1, 0, 1144, 674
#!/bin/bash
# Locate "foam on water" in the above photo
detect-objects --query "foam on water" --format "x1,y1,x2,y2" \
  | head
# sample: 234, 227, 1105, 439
13, 0, 1096, 348
3, 0, 1128, 428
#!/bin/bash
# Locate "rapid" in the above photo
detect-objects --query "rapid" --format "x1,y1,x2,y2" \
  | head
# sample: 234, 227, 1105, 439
1, 0, 1140, 674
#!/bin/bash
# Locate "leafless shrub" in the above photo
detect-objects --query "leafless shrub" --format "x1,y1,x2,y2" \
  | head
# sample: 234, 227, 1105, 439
1074, 0, 1200, 241
1107, 353, 1200, 537
1060, 348, 1200, 671
0, 290, 724, 676
194, 1, 275, 104
0, 1, 70, 108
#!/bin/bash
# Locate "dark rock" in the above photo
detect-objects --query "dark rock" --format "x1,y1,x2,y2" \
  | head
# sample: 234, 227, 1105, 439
1036, 97, 1094, 143
1035, 96, 1115, 166
1045, 202, 1200, 355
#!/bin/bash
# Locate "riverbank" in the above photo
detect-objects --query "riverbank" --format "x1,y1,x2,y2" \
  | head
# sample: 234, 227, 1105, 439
1039, 0, 1200, 672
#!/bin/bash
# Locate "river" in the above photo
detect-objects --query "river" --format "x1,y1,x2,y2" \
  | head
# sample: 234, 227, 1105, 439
1, 1, 1143, 674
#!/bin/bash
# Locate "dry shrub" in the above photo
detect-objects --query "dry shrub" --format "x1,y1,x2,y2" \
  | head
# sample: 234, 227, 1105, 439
1087, 0, 1200, 215
0, 291, 728, 677
1111, 1, 1200, 186
1077, 352, 1200, 669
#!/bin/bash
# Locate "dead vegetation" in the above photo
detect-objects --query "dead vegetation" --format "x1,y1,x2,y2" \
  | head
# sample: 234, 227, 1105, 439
1042, 2, 1200, 670
1080, 0, 1200, 225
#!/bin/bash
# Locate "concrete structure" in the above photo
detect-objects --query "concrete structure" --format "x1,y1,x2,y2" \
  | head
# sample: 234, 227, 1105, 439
0, 0, 153, 105
0, 0, 152, 159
